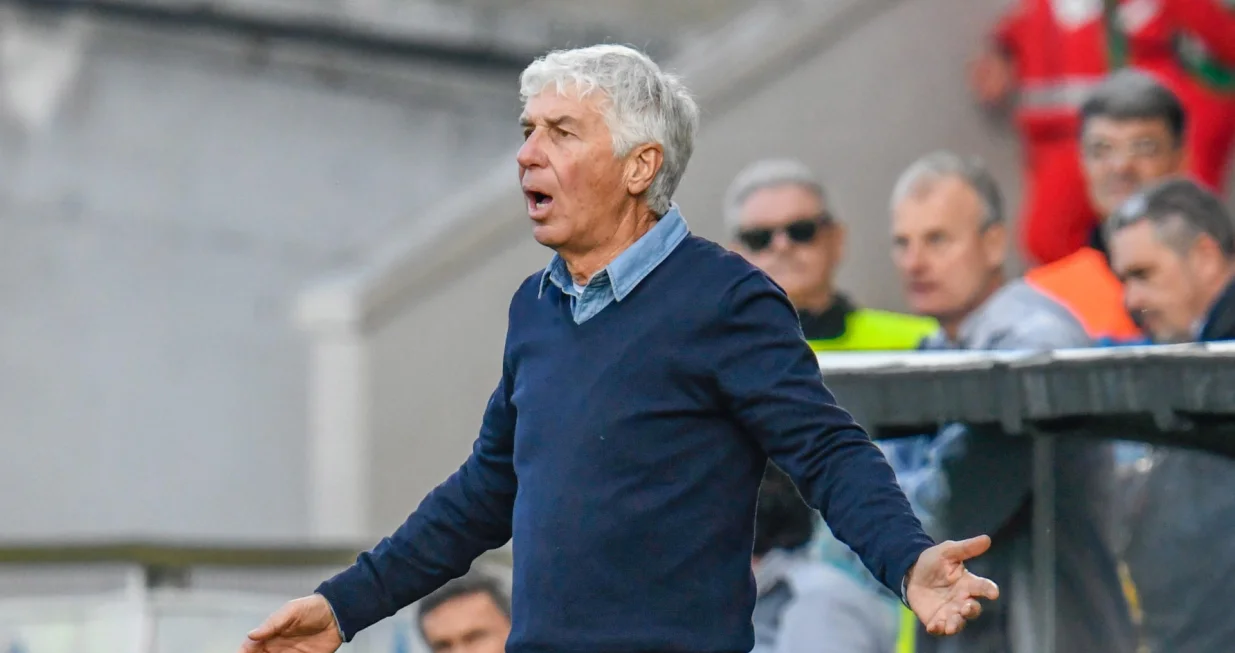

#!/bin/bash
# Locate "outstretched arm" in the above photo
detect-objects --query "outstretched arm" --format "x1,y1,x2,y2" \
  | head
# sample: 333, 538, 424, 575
708, 271, 998, 636
708, 271, 932, 596
314, 371, 518, 641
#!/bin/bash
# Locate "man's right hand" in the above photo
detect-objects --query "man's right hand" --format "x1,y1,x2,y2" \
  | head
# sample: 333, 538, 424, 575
969, 48, 1015, 108
239, 594, 343, 653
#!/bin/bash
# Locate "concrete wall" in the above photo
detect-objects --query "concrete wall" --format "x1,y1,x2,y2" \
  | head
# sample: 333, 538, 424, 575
0, 16, 520, 541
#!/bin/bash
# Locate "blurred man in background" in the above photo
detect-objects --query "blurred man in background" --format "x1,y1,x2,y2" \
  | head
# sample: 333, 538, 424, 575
752, 464, 899, 653
727, 158, 937, 651
417, 573, 511, 653
726, 158, 937, 352
1024, 70, 1187, 344
891, 152, 1087, 350
971, 0, 1235, 265
1106, 178, 1235, 653
885, 151, 1134, 653
1110, 179, 1235, 343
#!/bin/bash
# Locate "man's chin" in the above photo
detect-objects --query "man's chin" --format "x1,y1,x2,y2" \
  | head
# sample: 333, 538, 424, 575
530, 224, 567, 249
1101, 190, 1139, 216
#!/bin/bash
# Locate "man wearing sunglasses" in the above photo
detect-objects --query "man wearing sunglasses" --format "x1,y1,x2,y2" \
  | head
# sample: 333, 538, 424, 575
725, 159, 938, 353
725, 159, 939, 653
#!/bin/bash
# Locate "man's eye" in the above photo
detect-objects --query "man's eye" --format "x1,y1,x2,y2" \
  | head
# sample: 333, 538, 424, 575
1133, 140, 1161, 156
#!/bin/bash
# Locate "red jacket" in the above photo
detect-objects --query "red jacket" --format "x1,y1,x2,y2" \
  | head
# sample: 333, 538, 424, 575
997, 0, 1235, 265
996, 0, 1235, 142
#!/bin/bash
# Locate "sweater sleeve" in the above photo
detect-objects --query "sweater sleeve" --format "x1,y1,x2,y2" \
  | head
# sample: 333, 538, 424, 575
314, 369, 518, 640
710, 271, 934, 595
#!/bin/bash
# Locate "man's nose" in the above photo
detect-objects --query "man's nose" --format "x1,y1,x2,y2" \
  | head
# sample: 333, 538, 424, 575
517, 131, 546, 169
1124, 286, 1146, 315
767, 229, 797, 254
1106, 150, 1139, 176
897, 243, 925, 275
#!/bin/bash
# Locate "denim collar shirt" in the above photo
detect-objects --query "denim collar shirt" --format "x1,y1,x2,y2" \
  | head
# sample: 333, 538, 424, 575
538, 204, 689, 324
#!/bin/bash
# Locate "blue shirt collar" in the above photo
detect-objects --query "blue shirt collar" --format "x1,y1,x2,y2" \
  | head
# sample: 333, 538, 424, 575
538, 204, 689, 300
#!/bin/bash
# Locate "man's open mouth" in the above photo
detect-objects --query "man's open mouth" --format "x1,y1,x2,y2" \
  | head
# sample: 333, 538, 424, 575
525, 189, 554, 213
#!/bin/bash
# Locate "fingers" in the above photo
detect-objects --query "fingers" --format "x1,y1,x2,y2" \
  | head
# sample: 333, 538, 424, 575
927, 600, 980, 636
927, 613, 968, 636
966, 573, 1000, 601
961, 598, 982, 620
943, 534, 992, 562
925, 594, 990, 637
247, 604, 294, 642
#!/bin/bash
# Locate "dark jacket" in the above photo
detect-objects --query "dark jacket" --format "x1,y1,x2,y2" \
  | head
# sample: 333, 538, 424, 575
1199, 278, 1235, 341
1125, 277, 1235, 653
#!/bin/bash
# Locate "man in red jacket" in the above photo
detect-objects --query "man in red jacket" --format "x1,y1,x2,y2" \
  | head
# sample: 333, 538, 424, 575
972, 0, 1235, 265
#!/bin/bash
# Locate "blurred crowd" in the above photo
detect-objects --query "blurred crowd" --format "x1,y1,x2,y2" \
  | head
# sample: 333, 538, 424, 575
717, 2, 1235, 652
422, 4, 1235, 653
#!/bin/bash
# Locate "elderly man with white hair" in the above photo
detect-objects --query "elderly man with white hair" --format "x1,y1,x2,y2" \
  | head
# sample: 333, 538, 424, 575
239, 45, 998, 653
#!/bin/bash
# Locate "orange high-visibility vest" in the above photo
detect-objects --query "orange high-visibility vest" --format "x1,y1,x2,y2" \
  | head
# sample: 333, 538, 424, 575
1023, 246, 1142, 341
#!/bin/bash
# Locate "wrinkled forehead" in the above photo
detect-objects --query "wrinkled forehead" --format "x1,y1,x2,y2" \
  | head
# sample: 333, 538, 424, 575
892, 178, 985, 236
519, 84, 610, 123
1110, 220, 1174, 270
738, 183, 826, 228
1082, 115, 1176, 144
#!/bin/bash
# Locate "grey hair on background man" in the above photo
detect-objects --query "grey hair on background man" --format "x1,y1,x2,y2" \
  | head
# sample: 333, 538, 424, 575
416, 572, 511, 639
1080, 69, 1186, 144
890, 151, 1004, 227
1107, 177, 1235, 258
520, 45, 701, 216
723, 158, 828, 235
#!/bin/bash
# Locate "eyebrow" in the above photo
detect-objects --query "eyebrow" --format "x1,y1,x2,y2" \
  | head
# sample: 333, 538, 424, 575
519, 115, 580, 129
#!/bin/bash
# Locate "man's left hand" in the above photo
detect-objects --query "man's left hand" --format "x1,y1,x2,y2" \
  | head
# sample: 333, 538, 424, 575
905, 535, 1000, 636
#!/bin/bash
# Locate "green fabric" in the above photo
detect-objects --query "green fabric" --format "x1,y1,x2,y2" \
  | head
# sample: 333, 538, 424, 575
806, 309, 938, 352
1103, 0, 1128, 70
1176, 34, 1235, 92
1105, 0, 1234, 93
897, 606, 918, 653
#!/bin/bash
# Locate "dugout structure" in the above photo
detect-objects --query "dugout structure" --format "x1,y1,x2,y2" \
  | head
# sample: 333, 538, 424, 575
819, 342, 1235, 653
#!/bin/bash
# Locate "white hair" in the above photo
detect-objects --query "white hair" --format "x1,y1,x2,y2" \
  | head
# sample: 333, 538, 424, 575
890, 151, 1004, 227
723, 158, 828, 235
519, 44, 700, 216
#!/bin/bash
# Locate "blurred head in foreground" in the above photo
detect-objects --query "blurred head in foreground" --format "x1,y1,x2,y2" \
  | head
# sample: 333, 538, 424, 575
418, 572, 512, 653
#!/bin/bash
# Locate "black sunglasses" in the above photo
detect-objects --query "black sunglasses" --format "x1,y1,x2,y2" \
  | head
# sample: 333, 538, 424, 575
737, 213, 833, 252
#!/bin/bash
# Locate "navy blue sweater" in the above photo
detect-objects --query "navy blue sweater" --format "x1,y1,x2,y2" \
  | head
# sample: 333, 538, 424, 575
316, 236, 932, 653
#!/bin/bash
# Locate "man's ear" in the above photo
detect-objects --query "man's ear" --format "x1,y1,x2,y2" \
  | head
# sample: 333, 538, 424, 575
982, 221, 1008, 269
1189, 233, 1227, 281
626, 143, 664, 197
